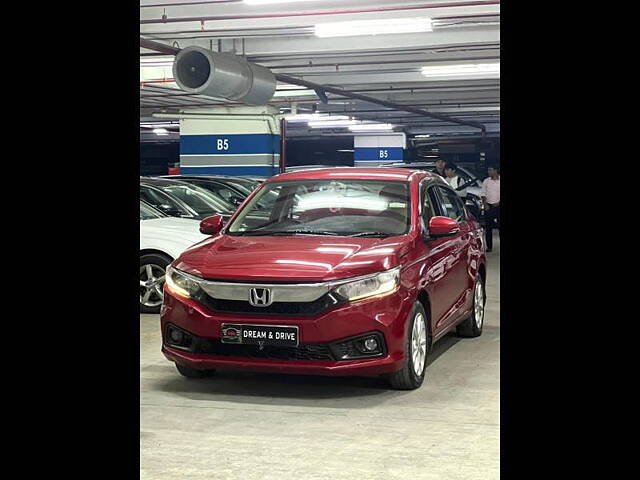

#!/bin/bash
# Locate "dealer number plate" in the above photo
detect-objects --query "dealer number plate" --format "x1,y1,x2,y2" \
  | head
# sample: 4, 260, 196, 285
221, 324, 299, 347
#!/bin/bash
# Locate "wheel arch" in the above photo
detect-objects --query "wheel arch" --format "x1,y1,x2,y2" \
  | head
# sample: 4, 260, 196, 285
478, 261, 487, 285
415, 289, 434, 350
140, 249, 174, 262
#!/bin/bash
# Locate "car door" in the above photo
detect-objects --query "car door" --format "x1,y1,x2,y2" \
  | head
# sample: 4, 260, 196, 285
408, 183, 461, 334
430, 185, 470, 329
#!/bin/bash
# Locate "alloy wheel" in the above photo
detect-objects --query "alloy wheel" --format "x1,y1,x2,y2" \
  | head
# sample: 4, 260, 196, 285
411, 312, 428, 376
140, 263, 166, 308
474, 280, 485, 329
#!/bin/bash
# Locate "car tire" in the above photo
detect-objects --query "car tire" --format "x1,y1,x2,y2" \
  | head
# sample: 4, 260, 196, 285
456, 275, 485, 338
140, 253, 172, 314
388, 302, 430, 390
175, 363, 215, 379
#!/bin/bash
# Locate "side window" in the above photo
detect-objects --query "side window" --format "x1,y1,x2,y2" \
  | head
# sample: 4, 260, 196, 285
435, 186, 464, 221
420, 182, 437, 221
140, 186, 189, 217
427, 187, 444, 217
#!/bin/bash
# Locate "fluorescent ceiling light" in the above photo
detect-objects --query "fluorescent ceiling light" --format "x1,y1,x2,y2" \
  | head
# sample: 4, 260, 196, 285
245, 0, 318, 5
315, 17, 432, 38
273, 89, 317, 98
414, 134, 431, 138
308, 120, 357, 128
285, 114, 349, 122
349, 123, 394, 132
153, 128, 169, 135
276, 83, 309, 90
141, 122, 178, 129
421, 63, 500, 79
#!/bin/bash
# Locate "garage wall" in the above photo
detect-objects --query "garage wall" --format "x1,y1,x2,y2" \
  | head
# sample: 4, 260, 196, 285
140, 142, 178, 176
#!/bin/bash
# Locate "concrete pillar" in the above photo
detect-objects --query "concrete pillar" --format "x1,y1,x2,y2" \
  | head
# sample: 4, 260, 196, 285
178, 106, 281, 177
353, 133, 406, 167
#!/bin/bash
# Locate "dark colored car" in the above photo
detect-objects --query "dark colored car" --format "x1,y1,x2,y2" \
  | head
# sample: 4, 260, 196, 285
159, 175, 261, 208
140, 177, 236, 220
161, 168, 487, 390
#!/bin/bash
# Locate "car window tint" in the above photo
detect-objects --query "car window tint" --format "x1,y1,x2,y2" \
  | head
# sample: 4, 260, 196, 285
140, 186, 190, 216
436, 186, 464, 221
421, 182, 436, 221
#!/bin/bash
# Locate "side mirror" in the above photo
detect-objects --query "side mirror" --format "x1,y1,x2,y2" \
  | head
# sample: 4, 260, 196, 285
199, 214, 224, 235
428, 216, 460, 237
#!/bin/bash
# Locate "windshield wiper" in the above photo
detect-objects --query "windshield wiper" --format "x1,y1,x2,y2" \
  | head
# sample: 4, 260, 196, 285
238, 230, 341, 236
349, 232, 391, 238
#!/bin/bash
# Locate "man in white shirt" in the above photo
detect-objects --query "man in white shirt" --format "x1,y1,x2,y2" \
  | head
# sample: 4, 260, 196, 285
444, 162, 467, 200
481, 165, 500, 252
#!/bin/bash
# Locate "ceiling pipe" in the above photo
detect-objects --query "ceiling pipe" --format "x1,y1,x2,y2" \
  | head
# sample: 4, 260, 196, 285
274, 73, 485, 132
140, 38, 486, 132
140, 1, 500, 24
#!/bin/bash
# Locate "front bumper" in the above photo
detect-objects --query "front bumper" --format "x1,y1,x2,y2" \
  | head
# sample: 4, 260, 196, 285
160, 287, 414, 377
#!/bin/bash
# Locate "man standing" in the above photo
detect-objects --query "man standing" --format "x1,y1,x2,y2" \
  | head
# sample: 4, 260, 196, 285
444, 162, 467, 200
432, 158, 447, 178
481, 165, 500, 252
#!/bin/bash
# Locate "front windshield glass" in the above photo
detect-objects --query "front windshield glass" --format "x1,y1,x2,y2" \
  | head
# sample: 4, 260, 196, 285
159, 183, 234, 215
227, 179, 411, 237
139, 201, 165, 220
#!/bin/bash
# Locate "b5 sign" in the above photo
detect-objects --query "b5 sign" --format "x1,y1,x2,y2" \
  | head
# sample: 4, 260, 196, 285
216, 139, 229, 151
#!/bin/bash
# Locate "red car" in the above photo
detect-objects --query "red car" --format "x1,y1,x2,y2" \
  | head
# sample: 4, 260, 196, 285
161, 168, 486, 390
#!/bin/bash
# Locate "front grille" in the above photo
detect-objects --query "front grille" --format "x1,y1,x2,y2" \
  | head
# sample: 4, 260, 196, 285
194, 338, 335, 361
198, 291, 344, 316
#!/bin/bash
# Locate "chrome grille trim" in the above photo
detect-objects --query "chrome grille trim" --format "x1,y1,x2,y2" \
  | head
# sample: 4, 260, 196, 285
174, 267, 399, 303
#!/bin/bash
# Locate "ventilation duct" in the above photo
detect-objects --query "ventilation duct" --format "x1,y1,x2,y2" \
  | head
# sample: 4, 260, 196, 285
172, 46, 276, 105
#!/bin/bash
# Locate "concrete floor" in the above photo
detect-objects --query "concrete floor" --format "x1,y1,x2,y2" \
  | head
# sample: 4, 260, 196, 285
141, 237, 500, 480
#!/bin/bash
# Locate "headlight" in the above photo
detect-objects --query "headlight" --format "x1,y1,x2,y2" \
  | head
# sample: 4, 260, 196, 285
333, 267, 400, 302
165, 265, 202, 299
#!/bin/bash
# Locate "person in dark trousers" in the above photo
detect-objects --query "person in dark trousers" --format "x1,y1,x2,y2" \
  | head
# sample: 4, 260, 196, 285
481, 165, 500, 252
432, 158, 447, 178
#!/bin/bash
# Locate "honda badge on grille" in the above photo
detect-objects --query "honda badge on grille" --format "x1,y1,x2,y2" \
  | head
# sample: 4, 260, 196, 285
248, 288, 273, 307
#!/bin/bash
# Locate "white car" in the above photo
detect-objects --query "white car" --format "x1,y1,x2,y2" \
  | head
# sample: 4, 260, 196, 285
140, 201, 208, 313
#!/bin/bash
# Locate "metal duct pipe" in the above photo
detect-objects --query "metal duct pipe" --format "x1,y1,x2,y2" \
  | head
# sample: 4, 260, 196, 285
172, 46, 276, 105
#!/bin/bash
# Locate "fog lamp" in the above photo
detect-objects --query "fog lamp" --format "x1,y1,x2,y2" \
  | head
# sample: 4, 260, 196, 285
170, 329, 183, 343
363, 337, 378, 351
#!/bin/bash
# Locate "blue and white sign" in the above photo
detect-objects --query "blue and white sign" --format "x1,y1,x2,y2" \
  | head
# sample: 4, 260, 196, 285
179, 112, 281, 176
353, 133, 406, 166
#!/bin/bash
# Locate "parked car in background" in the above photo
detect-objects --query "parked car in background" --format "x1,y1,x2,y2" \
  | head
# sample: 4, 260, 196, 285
139, 201, 208, 313
161, 168, 486, 390
140, 177, 236, 220
160, 175, 262, 208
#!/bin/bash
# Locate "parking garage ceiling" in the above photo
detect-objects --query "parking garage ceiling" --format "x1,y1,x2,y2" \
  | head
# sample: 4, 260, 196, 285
140, 0, 500, 141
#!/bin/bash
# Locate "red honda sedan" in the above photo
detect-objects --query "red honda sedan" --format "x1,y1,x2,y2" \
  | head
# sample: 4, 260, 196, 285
161, 168, 486, 390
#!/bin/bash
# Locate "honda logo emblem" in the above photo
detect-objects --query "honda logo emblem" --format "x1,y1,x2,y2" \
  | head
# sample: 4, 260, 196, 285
248, 288, 273, 307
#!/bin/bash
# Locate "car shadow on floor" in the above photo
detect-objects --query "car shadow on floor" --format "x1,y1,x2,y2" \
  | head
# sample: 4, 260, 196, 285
151, 332, 463, 405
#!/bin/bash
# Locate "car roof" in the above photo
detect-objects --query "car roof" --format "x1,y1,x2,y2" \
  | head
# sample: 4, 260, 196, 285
140, 177, 195, 187
160, 175, 258, 182
265, 167, 436, 182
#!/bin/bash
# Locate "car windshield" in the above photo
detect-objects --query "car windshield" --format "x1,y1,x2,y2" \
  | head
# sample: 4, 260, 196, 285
227, 179, 411, 237
158, 183, 235, 215
184, 180, 250, 208
139, 201, 165, 220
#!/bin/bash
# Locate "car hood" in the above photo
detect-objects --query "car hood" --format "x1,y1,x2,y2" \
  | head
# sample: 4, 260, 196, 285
174, 234, 412, 282
140, 217, 208, 258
